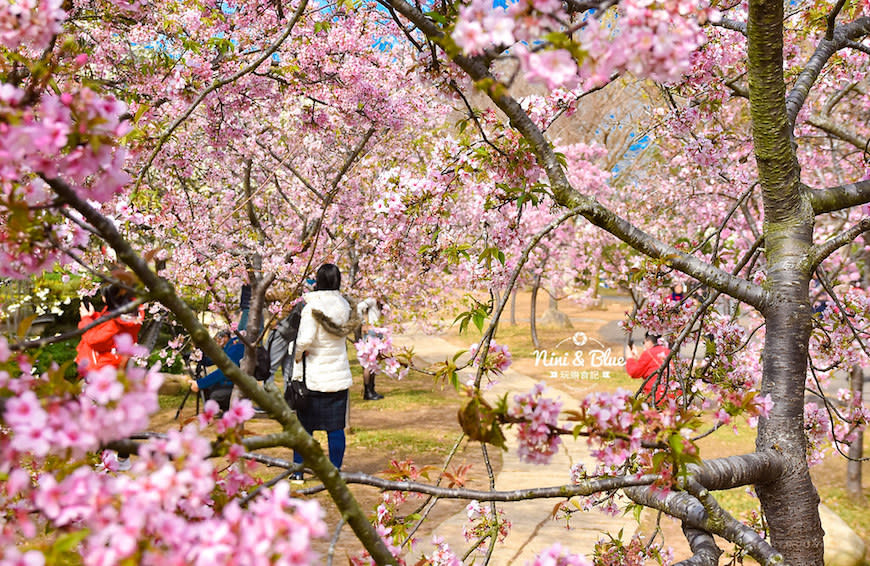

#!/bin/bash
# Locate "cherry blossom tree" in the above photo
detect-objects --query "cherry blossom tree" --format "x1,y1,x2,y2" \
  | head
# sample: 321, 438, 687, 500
369, 0, 870, 563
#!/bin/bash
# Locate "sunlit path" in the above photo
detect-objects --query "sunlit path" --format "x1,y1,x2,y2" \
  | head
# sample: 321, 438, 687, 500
393, 333, 638, 564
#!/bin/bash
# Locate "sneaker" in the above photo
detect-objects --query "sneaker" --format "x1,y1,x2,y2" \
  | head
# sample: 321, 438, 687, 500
289, 471, 304, 485
117, 456, 132, 472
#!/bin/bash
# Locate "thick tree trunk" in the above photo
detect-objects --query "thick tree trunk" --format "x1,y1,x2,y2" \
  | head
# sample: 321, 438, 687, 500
748, 0, 825, 561
847, 364, 864, 501
542, 288, 572, 328
756, 274, 823, 565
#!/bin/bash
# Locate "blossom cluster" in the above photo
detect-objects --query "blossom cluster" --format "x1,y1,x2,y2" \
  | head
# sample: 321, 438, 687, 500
469, 339, 513, 375
593, 532, 672, 566
2, 368, 327, 565
833, 388, 870, 446
810, 285, 870, 371
4, 363, 161, 459
804, 402, 832, 466
1, 84, 131, 277
418, 536, 462, 566
508, 383, 562, 463
451, 0, 717, 91
527, 543, 591, 566
577, 0, 717, 87
451, 0, 519, 56
463, 500, 511, 551
354, 327, 408, 380
0, 0, 65, 51
579, 388, 645, 467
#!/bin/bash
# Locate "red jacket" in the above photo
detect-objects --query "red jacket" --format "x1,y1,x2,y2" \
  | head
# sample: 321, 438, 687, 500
75, 307, 143, 374
625, 344, 670, 398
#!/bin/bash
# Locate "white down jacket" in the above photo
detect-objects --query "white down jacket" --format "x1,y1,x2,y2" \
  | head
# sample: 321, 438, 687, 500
291, 290, 353, 392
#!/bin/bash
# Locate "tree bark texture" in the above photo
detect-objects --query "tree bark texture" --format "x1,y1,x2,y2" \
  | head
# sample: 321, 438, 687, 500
530, 271, 541, 350
748, 0, 824, 562
675, 525, 722, 566
847, 364, 864, 501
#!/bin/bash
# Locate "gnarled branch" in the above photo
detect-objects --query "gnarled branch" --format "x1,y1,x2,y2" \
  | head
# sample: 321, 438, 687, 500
806, 114, 870, 155
675, 525, 722, 566
690, 451, 786, 491
624, 486, 783, 566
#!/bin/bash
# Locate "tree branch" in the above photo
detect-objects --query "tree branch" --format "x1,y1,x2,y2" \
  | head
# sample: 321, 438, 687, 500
133, 0, 310, 191
675, 525, 722, 566
690, 451, 786, 491
785, 16, 870, 126
380, 0, 767, 311
845, 39, 870, 55
714, 18, 748, 35
333, 472, 659, 500
805, 217, 870, 271
624, 486, 783, 566
826, 0, 850, 40
805, 114, 870, 155
809, 179, 870, 215
44, 176, 400, 566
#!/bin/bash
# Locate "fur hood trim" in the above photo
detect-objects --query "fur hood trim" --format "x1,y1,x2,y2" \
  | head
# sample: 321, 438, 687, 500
304, 290, 360, 337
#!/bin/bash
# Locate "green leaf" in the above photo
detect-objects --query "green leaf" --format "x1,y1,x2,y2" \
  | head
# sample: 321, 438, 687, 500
472, 312, 485, 333
17, 314, 37, 340
51, 529, 90, 555
668, 433, 684, 457
424, 10, 448, 24
133, 103, 150, 124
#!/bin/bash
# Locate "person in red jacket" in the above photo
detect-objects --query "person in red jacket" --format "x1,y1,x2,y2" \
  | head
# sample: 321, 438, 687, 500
75, 284, 144, 375
625, 332, 671, 404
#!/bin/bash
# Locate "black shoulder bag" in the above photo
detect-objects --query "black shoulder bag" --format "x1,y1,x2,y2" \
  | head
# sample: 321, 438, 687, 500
284, 346, 310, 411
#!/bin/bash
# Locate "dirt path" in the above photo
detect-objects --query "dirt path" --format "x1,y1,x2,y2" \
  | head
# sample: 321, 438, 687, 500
392, 330, 639, 564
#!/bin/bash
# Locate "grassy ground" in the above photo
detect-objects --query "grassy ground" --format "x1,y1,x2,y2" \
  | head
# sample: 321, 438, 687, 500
157, 352, 498, 561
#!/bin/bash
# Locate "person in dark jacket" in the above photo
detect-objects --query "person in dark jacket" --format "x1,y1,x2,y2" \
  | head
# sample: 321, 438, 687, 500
189, 331, 244, 411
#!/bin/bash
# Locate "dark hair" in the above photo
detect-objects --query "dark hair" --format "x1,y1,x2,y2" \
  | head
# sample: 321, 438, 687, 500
215, 330, 231, 341
315, 263, 341, 291
102, 284, 134, 310
645, 332, 661, 344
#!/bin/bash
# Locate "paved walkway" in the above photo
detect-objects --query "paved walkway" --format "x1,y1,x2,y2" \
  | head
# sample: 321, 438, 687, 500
392, 332, 638, 565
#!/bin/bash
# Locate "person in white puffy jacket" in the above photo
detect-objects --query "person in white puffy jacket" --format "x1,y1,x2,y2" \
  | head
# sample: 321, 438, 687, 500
290, 263, 353, 477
